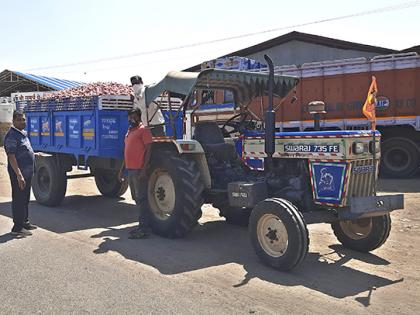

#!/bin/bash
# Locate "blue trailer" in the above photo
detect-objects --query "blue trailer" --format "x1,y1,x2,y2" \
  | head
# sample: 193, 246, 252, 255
22, 95, 183, 206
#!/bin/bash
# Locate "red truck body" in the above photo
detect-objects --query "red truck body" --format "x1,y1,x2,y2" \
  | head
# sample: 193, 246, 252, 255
247, 53, 420, 177
267, 53, 419, 129
201, 53, 420, 177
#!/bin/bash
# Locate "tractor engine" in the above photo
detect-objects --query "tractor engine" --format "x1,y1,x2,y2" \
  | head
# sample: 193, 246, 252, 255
205, 148, 312, 211
265, 159, 312, 209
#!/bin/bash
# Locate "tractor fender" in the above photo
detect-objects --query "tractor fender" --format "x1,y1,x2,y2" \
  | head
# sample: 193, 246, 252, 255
152, 139, 211, 189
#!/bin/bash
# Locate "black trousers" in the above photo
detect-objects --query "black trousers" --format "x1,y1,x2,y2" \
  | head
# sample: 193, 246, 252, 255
9, 172, 32, 232
128, 171, 150, 228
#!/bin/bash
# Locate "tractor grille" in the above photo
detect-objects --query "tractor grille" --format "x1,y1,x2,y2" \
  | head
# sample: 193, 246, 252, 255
346, 159, 378, 201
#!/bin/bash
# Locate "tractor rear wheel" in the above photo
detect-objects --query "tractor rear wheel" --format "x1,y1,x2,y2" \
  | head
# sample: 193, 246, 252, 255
147, 152, 204, 238
331, 214, 391, 252
249, 198, 309, 271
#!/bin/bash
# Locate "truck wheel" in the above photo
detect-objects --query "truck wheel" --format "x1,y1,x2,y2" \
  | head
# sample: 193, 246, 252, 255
331, 214, 391, 252
147, 152, 204, 238
94, 169, 128, 197
33, 156, 67, 206
249, 198, 309, 271
381, 137, 420, 178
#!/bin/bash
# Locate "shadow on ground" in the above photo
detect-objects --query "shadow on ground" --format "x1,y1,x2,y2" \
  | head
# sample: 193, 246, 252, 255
0, 194, 404, 303
0, 195, 138, 233
0, 232, 15, 244
378, 178, 420, 193
90, 222, 403, 301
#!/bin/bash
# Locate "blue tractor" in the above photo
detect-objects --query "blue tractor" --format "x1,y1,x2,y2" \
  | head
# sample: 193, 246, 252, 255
24, 56, 404, 271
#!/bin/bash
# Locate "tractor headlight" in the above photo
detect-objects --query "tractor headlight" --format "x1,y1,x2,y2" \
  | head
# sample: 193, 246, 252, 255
352, 142, 365, 154
369, 141, 380, 154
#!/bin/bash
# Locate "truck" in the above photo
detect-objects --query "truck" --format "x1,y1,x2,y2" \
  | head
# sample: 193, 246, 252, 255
22, 57, 404, 271
202, 53, 420, 178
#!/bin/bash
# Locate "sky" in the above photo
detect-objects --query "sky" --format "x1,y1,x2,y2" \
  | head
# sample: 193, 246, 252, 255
1, 0, 419, 85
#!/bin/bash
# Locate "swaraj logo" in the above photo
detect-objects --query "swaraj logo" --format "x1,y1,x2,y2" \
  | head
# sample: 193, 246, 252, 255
319, 168, 334, 192
310, 161, 348, 206
284, 143, 340, 154
375, 96, 390, 111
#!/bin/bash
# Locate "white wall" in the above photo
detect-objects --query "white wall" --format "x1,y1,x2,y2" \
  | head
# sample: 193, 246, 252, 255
0, 98, 14, 123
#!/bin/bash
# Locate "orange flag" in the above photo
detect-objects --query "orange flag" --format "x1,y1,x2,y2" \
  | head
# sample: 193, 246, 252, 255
362, 76, 378, 130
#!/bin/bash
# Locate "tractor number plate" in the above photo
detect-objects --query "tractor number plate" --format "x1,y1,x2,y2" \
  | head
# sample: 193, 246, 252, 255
284, 144, 340, 153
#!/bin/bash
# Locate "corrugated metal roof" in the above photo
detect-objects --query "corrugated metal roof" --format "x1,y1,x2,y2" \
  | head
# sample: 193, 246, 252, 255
13, 71, 84, 90
184, 31, 398, 72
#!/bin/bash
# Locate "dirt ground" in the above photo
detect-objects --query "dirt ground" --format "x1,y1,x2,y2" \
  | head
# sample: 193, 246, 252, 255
1, 147, 419, 314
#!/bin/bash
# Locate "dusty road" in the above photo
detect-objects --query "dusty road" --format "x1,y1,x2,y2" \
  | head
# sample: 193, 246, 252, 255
0, 147, 419, 314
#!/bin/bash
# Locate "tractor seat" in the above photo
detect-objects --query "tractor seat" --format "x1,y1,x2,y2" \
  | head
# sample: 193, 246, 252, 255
193, 121, 237, 161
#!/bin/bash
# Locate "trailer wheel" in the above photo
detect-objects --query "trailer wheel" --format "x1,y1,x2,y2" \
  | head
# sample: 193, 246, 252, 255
249, 198, 309, 271
331, 214, 391, 252
381, 137, 420, 178
147, 152, 204, 238
94, 169, 128, 197
33, 156, 67, 206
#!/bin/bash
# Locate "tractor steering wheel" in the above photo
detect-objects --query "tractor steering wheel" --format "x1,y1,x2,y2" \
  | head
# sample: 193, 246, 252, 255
221, 111, 254, 137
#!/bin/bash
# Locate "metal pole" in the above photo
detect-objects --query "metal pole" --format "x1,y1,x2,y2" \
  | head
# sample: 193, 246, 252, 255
263, 55, 275, 171
372, 126, 377, 196
167, 92, 176, 138
314, 113, 320, 131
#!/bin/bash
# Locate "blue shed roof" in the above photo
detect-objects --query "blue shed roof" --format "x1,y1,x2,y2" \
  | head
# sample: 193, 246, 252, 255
14, 71, 84, 90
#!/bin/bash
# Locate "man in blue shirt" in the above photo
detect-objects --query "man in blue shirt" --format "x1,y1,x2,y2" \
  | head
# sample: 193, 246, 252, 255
4, 110, 37, 236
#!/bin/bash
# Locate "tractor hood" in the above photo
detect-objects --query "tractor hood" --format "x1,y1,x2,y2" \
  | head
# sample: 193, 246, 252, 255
145, 69, 299, 106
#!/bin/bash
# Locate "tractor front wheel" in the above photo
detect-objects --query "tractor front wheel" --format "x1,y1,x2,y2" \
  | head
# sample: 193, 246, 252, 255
249, 198, 309, 271
331, 214, 391, 252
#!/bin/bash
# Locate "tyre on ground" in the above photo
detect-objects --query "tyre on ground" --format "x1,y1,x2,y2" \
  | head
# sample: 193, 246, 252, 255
331, 214, 391, 252
381, 137, 420, 178
94, 169, 128, 197
32, 155, 67, 206
147, 152, 204, 238
249, 198, 309, 271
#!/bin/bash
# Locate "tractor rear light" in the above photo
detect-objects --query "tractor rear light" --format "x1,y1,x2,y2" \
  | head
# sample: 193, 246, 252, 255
180, 143, 196, 151
352, 142, 366, 154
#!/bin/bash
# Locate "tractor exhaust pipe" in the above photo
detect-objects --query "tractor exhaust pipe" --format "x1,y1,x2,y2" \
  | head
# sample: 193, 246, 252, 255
264, 54, 275, 170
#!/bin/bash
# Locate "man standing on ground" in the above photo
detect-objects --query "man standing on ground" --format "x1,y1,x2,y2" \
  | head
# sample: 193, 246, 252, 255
118, 108, 153, 239
130, 75, 166, 136
4, 110, 37, 236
